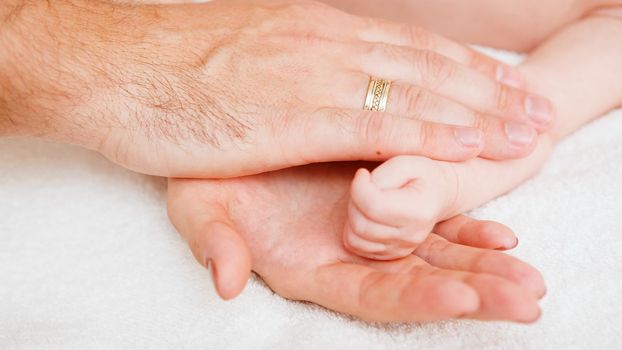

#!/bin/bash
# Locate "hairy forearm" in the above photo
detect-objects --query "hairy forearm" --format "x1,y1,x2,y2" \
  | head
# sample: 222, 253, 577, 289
0, 0, 157, 149
0, 0, 97, 143
0, 0, 33, 136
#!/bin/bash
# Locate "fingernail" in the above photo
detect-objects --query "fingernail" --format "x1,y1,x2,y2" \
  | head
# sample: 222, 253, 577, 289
504, 122, 535, 147
454, 127, 483, 148
525, 94, 554, 125
504, 237, 519, 250
206, 256, 218, 284
496, 65, 524, 88
495, 236, 518, 251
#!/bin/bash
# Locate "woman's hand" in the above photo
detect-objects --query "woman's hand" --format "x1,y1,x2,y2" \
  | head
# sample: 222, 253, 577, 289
167, 163, 545, 323
1, 0, 552, 178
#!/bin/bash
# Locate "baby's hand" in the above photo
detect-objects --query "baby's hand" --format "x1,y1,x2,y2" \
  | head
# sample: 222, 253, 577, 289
343, 156, 458, 260
344, 132, 551, 261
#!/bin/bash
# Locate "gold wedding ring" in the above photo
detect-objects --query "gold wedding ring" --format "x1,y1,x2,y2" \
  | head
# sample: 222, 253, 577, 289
363, 77, 392, 112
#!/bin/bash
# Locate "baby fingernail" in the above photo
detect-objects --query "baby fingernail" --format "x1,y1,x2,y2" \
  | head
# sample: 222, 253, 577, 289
496, 65, 524, 88
525, 94, 554, 125
455, 127, 483, 147
505, 122, 535, 146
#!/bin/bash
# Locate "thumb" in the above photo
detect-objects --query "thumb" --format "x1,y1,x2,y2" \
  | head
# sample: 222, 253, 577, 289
168, 182, 252, 300
201, 213, 253, 300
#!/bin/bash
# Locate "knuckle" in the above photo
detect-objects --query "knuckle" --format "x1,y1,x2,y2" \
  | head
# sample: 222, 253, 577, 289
416, 50, 457, 88
331, 108, 358, 134
400, 85, 428, 116
494, 83, 511, 111
325, 108, 361, 156
367, 42, 400, 62
403, 25, 433, 48
466, 50, 490, 72
471, 111, 492, 132
417, 122, 437, 154
356, 112, 393, 150
270, 109, 309, 163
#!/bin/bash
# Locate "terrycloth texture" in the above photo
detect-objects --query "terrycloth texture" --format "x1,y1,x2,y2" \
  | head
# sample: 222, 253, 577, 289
1, 50, 622, 350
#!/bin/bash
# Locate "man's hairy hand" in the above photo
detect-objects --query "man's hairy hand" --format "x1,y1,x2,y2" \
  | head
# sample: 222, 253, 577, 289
0, 0, 551, 177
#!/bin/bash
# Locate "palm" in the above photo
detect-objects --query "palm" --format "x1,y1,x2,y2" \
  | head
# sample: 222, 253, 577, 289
223, 163, 359, 273
168, 163, 545, 322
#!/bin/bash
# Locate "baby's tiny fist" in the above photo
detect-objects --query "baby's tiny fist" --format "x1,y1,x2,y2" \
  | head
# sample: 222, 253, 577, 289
344, 158, 444, 260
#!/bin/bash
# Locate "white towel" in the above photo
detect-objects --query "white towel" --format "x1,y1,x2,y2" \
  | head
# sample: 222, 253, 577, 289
1, 50, 621, 349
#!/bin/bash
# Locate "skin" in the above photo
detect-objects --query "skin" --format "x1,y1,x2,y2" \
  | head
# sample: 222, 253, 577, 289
0, 0, 551, 179
168, 167, 545, 323
319, 0, 622, 52
1, 0, 619, 324
346, 4, 622, 260
167, 6, 622, 322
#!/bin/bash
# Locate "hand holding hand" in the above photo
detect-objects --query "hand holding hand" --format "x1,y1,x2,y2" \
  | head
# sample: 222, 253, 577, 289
167, 163, 545, 322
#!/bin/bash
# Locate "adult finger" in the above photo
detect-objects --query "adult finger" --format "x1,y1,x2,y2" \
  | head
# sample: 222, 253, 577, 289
383, 82, 538, 159
366, 255, 541, 322
167, 180, 252, 300
356, 18, 524, 87
357, 44, 555, 130
309, 262, 479, 322
433, 215, 518, 250
332, 74, 536, 160
286, 107, 484, 165
414, 234, 546, 298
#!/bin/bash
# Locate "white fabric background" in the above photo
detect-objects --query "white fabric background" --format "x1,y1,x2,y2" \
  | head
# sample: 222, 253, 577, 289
1, 51, 622, 349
